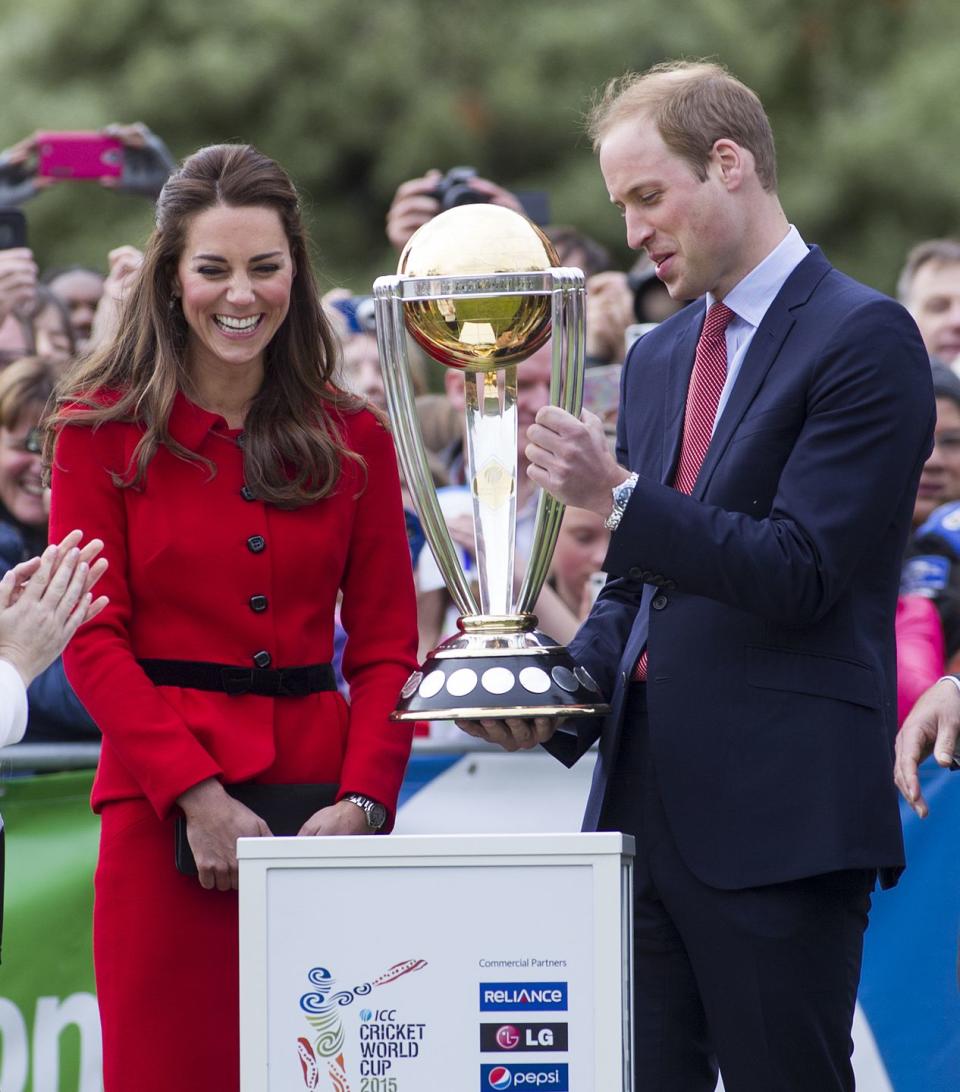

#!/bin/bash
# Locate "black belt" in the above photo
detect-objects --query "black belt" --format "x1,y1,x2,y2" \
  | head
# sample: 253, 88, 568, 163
138, 658, 337, 697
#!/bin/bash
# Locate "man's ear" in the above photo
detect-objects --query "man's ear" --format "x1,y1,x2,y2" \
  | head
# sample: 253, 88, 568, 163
711, 139, 750, 190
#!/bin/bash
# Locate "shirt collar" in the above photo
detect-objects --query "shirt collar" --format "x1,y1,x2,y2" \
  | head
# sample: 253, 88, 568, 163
707, 224, 808, 329
167, 390, 233, 452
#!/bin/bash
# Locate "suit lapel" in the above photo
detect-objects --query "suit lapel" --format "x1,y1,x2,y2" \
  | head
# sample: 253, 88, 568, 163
693, 247, 832, 499
661, 303, 704, 485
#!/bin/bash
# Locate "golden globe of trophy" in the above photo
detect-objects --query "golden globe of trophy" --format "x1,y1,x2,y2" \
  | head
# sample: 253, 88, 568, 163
374, 204, 609, 721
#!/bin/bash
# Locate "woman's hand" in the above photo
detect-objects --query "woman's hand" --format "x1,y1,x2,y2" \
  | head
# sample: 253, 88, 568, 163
0, 246, 39, 323
0, 531, 108, 686
177, 778, 272, 891
298, 799, 372, 837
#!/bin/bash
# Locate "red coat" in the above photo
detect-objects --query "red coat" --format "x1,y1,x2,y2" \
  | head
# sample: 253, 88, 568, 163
49, 392, 417, 824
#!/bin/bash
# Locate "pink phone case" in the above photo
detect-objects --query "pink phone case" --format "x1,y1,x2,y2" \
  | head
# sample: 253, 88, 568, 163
36, 132, 123, 179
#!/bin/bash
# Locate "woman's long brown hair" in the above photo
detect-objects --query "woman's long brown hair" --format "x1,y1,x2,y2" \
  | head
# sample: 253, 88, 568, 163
44, 143, 364, 508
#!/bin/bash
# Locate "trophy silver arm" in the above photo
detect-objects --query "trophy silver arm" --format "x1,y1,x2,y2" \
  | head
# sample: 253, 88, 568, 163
374, 278, 479, 619
515, 269, 586, 615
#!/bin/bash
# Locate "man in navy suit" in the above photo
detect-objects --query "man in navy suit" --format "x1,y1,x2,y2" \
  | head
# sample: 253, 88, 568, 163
460, 61, 934, 1090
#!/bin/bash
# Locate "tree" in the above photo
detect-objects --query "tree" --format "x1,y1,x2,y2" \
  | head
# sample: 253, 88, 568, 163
1, 0, 957, 296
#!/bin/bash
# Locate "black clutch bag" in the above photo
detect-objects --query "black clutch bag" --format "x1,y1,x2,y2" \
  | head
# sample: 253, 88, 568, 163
174, 781, 339, 876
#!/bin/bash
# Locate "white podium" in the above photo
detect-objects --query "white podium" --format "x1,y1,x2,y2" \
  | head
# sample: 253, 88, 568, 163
239, 832, 634, 1092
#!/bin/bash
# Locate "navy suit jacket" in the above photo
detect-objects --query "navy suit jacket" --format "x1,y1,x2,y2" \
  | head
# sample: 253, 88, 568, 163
547, 247, 934, 890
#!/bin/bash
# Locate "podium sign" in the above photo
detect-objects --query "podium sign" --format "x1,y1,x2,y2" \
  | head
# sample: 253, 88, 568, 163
239, 833, 634, 1092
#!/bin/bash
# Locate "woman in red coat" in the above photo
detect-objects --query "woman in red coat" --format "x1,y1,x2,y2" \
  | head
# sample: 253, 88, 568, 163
45, 144, 418, 1092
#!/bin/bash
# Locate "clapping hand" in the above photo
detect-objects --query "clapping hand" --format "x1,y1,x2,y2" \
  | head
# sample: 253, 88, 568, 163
0, 530, 109, 686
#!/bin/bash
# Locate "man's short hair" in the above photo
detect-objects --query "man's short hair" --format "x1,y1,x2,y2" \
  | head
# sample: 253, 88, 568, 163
896, 238, 960, 304
587, 60, 778, 193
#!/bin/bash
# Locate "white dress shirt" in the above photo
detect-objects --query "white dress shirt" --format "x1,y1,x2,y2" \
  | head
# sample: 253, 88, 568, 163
0, 657, 27, 748
709, 225, 810, 430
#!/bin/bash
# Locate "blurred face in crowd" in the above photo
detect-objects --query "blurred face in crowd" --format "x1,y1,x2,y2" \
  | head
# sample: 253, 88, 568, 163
32, 299, 74, 366
549, 507, 611, 618
341, 333, 386, 412
0, 404, 45, 527
914, 396, 960, 526
174, 204, 294, 382
599, 114, 746, 302
47, 269, 104, 349
906, 260, 960, 364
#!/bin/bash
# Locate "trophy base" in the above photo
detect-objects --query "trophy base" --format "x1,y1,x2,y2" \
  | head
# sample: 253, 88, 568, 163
391, 629, 611, 721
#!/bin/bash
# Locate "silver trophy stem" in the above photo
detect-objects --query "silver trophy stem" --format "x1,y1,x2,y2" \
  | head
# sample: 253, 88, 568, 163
464, 366, 519, 617
374, 279, 478, 618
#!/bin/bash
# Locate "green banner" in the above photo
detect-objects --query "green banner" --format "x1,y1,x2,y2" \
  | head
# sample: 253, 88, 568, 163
0, 770, 100, 1092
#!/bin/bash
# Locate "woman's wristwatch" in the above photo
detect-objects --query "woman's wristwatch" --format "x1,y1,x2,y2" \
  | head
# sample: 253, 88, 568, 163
344, 792, 387, 831
604, 472, 639, 531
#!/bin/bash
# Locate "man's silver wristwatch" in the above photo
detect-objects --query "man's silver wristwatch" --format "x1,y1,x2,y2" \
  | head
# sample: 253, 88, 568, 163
604, 472, 639, 531
344, 793, 387, 832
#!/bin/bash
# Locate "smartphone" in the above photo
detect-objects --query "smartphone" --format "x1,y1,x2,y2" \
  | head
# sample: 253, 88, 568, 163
0, 208, 27, 250
36, 131, 123, 180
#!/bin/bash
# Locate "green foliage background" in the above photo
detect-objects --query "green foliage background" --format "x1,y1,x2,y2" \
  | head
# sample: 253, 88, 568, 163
1, 0, 958, 296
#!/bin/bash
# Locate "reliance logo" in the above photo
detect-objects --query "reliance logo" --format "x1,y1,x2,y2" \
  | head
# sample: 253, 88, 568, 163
479, 982, 568, 1012
481, 1064, 569, 1090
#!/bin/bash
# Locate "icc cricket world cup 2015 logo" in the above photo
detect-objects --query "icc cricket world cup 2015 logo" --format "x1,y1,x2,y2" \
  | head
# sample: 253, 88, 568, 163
295, 959, 427, 1091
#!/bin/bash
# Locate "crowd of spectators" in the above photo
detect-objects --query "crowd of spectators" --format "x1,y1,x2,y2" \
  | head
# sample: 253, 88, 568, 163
0, 127, 958, 745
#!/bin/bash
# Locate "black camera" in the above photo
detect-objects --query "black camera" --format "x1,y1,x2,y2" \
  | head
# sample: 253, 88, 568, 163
431, 167, 551, 224
432, 166, 489, 211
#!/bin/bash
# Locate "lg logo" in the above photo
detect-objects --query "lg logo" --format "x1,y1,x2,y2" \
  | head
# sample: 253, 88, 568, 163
481, 1023, 568, 1053
496, 1025, 521, 1049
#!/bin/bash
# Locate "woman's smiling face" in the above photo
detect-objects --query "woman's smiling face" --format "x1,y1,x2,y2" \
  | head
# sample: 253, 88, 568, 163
174, 203, 295, 379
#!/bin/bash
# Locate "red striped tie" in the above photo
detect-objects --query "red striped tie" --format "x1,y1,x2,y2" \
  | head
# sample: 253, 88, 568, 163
633, 301, 735, 681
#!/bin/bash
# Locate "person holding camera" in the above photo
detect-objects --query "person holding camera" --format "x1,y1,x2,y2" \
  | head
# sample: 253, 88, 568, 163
0, 123, 175, 207
46, 143, 418, 1092
385, 167, 526, 251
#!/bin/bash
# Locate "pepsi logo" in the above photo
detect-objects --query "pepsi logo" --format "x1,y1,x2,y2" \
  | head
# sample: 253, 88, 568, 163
488, 1067, 513, 1089
495, 1025, 520, 1049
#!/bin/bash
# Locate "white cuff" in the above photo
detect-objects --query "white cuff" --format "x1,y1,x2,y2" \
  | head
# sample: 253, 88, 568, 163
0, 657, 28, 747
937, 675, 960, 696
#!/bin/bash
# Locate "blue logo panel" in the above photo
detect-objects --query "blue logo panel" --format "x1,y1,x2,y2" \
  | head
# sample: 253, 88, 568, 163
481, 1063, 569, 1090
479, 982, 568, 1012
